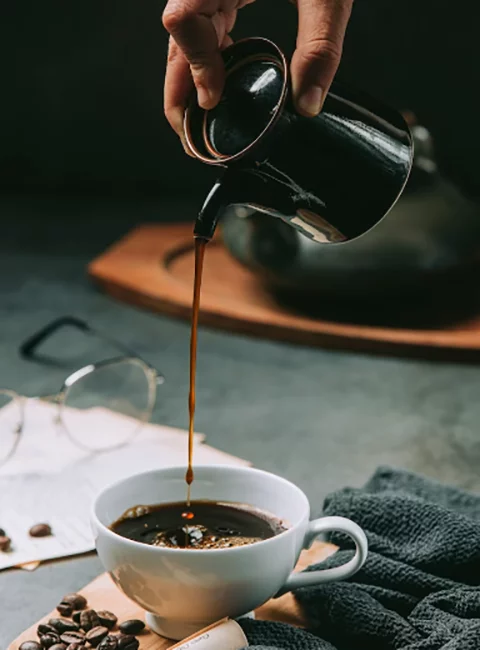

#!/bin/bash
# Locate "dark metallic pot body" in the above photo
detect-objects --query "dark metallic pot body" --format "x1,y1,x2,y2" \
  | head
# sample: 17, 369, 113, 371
186, 38, 413, 246
221, 124, 480, 298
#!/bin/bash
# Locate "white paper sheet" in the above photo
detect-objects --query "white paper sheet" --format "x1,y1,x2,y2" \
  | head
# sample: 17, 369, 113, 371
0, 400, 249, 570
0, 400, 205, 477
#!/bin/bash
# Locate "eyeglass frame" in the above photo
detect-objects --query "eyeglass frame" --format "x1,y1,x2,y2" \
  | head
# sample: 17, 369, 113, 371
0, 316, 165, 464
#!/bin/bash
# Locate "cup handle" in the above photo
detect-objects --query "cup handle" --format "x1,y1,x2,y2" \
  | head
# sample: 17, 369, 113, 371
277, 516, 368, 596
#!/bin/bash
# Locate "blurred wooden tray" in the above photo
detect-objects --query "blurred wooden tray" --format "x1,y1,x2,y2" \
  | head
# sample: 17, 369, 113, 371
88, 224, 480, 360
9, 541, 335, 649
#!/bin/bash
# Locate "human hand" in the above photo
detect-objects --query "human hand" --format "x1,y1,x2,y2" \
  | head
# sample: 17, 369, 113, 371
163, 0, 353, 148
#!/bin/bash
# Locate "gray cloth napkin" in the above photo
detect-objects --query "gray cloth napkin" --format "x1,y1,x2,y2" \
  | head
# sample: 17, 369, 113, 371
239, 466, 480, 650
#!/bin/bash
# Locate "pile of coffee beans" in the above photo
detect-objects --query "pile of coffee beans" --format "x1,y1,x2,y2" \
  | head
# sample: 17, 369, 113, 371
19, 593, 147, 650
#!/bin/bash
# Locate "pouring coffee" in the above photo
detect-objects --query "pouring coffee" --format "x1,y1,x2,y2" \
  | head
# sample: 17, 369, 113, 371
183, 37, 413, 505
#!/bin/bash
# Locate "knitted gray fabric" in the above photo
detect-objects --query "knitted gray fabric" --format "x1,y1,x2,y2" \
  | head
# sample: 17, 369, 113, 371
239, 466, 480, 650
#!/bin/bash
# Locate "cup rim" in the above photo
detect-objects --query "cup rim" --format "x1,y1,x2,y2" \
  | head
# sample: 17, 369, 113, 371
91, 464, 310, 555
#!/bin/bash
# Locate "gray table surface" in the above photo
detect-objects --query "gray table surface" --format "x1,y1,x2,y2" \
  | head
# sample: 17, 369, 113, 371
2, 195, 480, 648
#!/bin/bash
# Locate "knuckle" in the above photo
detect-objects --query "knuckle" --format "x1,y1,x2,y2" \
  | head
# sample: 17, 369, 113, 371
190, 61, 208, 74
162, 3, 192, 32
303, 37, 342, 65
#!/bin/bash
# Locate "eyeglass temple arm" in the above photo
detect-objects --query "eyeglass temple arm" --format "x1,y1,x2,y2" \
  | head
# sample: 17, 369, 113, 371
20, 317, 88, 358
19, 317, 163, 378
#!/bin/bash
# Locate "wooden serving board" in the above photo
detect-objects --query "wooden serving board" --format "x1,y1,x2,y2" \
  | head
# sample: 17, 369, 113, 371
89, 224, 480, 359
8, 541, 336, 650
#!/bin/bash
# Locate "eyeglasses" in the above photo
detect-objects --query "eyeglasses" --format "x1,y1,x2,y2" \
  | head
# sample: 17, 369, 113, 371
0, 316, 165, 466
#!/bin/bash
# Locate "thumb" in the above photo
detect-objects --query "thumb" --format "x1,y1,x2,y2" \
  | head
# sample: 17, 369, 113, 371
291, 0, 353, 117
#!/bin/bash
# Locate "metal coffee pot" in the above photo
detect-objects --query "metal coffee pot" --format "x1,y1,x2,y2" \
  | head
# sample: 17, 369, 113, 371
186, 37, 413, 247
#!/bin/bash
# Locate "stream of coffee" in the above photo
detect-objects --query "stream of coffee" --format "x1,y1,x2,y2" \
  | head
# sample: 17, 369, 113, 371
186, 236, 207, 508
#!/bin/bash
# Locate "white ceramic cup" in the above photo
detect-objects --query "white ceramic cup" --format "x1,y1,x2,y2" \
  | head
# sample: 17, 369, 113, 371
92, 465, 368, 640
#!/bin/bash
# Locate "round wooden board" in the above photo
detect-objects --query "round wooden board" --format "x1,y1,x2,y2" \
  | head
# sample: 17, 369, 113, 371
88, 224, 480, 361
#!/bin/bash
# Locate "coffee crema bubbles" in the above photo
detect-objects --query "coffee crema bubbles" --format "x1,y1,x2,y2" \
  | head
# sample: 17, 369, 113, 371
111, 500, 288, 550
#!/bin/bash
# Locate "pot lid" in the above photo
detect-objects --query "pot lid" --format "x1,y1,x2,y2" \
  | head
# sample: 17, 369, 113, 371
204, 56, 285, 158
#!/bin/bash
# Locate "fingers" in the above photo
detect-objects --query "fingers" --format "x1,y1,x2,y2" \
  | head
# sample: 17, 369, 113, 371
164, 30, 233, 134
163, 0, 226, 110
164, 38, 194, 154
291, 0, 353, 117
164, 38, 192, 137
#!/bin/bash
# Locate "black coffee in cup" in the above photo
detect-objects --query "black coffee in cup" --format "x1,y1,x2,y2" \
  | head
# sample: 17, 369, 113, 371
111, 500, 287, 550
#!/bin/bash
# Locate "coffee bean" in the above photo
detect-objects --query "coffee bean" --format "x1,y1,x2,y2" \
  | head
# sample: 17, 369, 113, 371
59, 632, 85, 646
29, 523, 52, 537
61, 594, 87, 610
49, 644, 67, 650
118, 621, 145, 636
37, 625, 58, 639
97, 636, 118, 650
40, 633, 61, 648
57, 604, 73, 618
66, 644, 84, 650
85, 627, 108, 647
117, 636, 139, 650
48, 619, 80, 634
20, 642, 42, 650
79, 610, 99, 632
0, 535, 11, 551
96, 612, 117, 630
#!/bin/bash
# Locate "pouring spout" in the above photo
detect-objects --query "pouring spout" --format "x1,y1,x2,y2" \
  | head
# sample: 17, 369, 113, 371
194, 167, 257, 240
194, 176, 229, 240
194, 166, 296, 241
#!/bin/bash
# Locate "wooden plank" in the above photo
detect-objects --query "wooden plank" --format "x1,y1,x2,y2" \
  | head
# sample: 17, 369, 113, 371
88, 224, 480, 359
8, 542, 337, 650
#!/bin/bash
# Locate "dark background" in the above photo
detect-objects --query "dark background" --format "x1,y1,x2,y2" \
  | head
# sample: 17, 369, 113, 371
1, 0, 479, 203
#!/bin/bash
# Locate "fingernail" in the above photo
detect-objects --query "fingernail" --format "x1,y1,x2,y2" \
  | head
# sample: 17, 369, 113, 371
297, 86, 324, 117
197, 86, 213, 109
